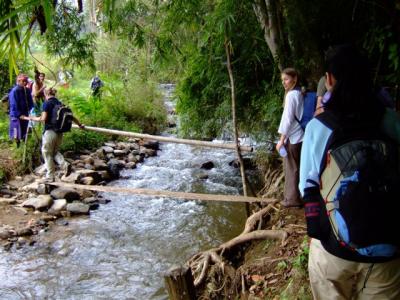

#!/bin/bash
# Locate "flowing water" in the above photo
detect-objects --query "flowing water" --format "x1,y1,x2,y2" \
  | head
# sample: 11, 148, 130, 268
0, 84, 248, 299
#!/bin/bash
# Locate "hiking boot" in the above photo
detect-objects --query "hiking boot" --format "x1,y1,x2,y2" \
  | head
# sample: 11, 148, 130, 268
63, 163, 72, 177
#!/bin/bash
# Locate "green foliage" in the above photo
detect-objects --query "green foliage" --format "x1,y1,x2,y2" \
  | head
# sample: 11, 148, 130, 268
173, 1, 276, 139
38, 1, 96, 69
292, 236, 310, 274
60, 130, 107, 152
57, 71, 166, 135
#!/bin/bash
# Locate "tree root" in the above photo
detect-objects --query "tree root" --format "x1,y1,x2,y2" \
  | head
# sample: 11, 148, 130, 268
188, 201, 287, 288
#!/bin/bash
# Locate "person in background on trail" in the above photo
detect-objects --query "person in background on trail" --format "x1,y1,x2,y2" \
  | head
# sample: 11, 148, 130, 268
30, 71, 46, 125
8, 74, 34, 146
300, 45, 400, 299
90, 71, 104, 97
23, 88, 85, 182
276, 68, 304, 208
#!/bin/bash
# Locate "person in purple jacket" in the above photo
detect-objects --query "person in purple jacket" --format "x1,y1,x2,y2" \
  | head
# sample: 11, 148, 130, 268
8, 74, 33, 145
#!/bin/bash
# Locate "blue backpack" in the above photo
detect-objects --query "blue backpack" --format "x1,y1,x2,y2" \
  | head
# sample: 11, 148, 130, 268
295, 92, 317, 130
304, 111, 400, 257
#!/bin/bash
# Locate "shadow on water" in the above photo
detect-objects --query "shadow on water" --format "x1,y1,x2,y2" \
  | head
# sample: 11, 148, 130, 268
0, 84, 248, 299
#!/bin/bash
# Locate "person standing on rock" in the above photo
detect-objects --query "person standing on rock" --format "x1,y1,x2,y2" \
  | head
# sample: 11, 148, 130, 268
24, 88, 85, 182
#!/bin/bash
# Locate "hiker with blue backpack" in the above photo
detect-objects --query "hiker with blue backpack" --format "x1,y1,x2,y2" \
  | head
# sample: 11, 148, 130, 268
276, 68, 304, 208
300, 45, 400, 299
24, 87, 85, 182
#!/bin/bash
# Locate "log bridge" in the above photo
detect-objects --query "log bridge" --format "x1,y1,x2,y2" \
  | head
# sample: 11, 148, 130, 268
72, 124, 253, 152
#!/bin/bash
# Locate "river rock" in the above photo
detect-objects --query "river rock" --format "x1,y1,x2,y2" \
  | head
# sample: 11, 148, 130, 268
0, 228, 13, 239
61, 173, 81, 183
93, 159, 108, 171
95, 148, 106, 159
82, 197, 97, 204
229, 157, 256, 170
107, 159, 124, 179
125, 162, 137, 169
0, 189, 17, 196
144, 148, 157, 157
15, 227, 33, 237
37, 183, 52, 195
22, 195, 53, 211
98, 170, 111, 181
89, 203, 99, 210
142, 141, 160, 150
84, 163, 95, 170
48, 199, 67, 215
113, 149, 128, 156
131, 149, 140, 156
0, 198, 17, 206
127, 153, 138, 163
8, 175, 35, 189
104, 142, 117, 148
102, 146, 114, 153
200, 161, 215, 170
80, 176, 95, 185
66, 203, 90, 215
106, 153, 115, 160
21, 181, 40, 193
50, 188, 80, 202
117, 142, 131, 150
83, 156, 94, 165
40, 214, 57, 222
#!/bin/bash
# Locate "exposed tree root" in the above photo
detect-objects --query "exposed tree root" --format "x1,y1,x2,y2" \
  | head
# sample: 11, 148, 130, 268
188, 200, 287, 288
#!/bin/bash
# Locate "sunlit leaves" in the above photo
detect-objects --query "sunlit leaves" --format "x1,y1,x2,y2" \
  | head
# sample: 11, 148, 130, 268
39, 1, 96, 69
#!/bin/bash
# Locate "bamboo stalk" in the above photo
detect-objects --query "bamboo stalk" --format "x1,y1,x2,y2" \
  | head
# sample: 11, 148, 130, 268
48, 182, 276, 203
72, 124, 253, 152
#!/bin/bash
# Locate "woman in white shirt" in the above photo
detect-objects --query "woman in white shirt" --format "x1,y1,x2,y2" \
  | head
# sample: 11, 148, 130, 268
276, 68, 304, 207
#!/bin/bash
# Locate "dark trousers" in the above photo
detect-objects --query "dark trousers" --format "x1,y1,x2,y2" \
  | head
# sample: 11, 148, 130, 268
283, 142, 302, 206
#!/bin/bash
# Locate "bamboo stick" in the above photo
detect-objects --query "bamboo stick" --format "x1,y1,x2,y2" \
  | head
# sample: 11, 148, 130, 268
49, 182, 276, 203
72, 124, 253, 152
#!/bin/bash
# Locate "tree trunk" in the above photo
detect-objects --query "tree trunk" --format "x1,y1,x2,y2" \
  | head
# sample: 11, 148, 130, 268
224, 37, 251, 215
252, 0, 288, 71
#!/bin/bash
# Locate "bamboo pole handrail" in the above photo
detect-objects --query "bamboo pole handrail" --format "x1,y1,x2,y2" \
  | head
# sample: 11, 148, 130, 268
49, 182, 276, 203
72, 124, 253, 152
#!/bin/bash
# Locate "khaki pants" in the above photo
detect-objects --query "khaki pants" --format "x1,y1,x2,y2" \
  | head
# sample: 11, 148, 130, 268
308, 239, 400, 300
42, 130, 66, 179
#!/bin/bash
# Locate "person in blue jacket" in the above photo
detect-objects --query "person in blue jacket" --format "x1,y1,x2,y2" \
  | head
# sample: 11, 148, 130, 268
299, 45, 400, 299
8, 74, 33, 145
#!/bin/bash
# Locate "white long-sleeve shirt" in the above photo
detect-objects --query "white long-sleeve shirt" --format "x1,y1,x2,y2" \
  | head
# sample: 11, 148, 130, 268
278, 89, 304, 144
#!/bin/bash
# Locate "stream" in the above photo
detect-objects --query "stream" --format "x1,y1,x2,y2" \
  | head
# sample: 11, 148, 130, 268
0, 84, 248, 299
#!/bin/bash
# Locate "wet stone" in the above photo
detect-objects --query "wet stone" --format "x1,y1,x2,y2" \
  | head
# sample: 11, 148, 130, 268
50, 188, 80, 202
201, 161, 215, 170
66, 203, 90, 215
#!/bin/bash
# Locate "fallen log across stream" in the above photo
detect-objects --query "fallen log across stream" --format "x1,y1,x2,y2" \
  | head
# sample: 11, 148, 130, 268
71, 124, 253, 152
49, 182, 276, 203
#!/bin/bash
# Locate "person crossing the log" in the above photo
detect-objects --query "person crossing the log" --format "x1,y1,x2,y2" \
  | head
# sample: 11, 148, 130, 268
24, 87, 85, 182
300, 45, 400, 299
275, 67, 304, 208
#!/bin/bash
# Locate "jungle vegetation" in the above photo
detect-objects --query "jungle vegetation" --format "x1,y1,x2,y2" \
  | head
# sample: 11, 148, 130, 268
0, 0, 399, 173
